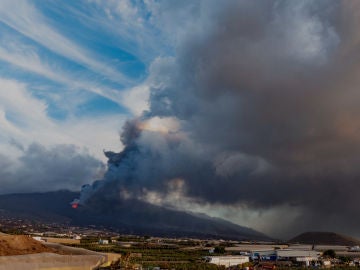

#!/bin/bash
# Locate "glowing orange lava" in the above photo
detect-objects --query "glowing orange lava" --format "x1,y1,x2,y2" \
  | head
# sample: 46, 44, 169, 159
71, 203, 79, 209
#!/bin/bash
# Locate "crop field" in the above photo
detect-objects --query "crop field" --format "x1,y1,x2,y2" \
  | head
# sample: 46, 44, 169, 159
67, 242, 225, 269
42, 237, 81, 245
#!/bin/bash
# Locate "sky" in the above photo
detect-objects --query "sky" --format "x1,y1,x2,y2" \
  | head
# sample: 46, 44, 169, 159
0, 0, 160, 192
2, 0, 360, 239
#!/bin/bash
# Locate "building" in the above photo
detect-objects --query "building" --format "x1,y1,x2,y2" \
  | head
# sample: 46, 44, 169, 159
99, 239, 109, 245
208, 256, 249, 267
250, 248, 321, 267
251, 249, 277, 261
350, 246, 360, 252
276, 249, 320, 266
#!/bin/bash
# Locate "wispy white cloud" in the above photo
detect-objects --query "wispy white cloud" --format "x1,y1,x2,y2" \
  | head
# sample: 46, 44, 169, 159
0, 37, 128, 108
77, 0, 167, 63
0, 40, 69, 84
0, 78, 125, 162
0, 0, 177, 119
0, 0, 133, 86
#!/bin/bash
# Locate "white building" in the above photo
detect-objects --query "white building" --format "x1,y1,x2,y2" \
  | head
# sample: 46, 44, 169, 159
208, 256, 249, 267
73, 235, 81, 240
277, 249, 320, 266
99, 239, 109, 245
350, 246, 360, 251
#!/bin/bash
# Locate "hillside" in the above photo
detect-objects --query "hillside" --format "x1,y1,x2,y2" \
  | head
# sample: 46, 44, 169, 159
0, 234, 54, 256
0, 233, 105, 270
289, 232, 360, 246
0, 190, 270, 241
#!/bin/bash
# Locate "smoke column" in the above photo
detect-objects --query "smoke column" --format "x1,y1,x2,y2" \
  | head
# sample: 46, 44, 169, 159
77, 0, 360, 238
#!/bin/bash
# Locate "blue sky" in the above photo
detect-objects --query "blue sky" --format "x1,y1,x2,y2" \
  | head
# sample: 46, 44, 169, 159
0, 0, 172, 161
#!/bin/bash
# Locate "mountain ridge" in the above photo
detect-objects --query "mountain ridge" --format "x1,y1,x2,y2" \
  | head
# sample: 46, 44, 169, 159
289, 231, 360, 246
0, 190, 271, 241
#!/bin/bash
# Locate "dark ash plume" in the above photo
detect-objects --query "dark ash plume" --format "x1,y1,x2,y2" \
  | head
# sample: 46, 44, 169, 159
79, 0, 360, 238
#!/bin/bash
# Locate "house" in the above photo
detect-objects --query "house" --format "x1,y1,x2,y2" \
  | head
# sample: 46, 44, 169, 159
99, 239, 109, 245
350, 246, 360, 252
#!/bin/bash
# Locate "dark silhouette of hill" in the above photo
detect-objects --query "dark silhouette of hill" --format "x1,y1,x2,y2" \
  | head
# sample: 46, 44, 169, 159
0, 190, 270, 241
289, 232, 360, 246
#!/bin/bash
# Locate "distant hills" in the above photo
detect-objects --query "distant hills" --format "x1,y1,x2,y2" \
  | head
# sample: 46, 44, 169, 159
0, 190, 270, 241
289, 232, 360, 246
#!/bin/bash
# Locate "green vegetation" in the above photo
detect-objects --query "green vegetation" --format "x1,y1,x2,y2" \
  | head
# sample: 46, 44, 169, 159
116, 235, 147, 242
67, 240, 360, 270
142, 262, 224, 269
323, 249, 336, 258
80, 236, 100, 244
67, 241, 225, 269
214, 246, 225, 254
339, 256, 351, 263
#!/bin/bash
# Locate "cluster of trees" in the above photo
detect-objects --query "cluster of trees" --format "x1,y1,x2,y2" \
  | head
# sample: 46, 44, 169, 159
323, 249, 353, 264
213, 246, 225, 254
323, 249, 336, 258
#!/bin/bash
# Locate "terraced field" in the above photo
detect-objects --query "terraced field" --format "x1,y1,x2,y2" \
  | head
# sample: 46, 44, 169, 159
68, 242, 223, 269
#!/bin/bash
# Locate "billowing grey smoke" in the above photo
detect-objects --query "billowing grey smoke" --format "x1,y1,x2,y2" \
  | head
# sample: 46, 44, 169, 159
80, 0, 360, 238
0, 143, 104, 194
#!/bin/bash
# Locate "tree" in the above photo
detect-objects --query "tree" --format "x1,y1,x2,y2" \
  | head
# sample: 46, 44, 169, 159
339, 256, 351, 263
323, 249, 336, 258
214, 246, 225, 254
